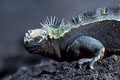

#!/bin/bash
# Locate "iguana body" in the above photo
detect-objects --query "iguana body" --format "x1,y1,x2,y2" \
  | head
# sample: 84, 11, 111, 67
24, 6, 120, 69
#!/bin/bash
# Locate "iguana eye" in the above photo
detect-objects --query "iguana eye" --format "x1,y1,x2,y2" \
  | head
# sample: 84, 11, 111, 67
34, 36, 43, 42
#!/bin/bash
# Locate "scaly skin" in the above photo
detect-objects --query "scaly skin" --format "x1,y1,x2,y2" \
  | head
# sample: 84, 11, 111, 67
24, 6, 120, 69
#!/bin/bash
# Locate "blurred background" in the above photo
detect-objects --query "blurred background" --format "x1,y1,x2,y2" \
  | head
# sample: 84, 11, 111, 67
0, 0, 120, 79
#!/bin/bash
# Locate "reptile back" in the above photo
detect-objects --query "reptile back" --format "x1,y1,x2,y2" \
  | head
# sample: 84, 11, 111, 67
61, 20, 120, 50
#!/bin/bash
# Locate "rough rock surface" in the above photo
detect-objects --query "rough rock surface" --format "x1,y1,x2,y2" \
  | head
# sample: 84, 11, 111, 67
5, 55, 120, 80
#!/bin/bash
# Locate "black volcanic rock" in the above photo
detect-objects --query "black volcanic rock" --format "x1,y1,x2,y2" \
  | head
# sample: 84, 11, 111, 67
5, 55, 120, 80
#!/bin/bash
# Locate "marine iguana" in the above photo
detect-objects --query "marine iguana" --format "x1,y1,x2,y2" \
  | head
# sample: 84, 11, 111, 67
24, 6, 120, 69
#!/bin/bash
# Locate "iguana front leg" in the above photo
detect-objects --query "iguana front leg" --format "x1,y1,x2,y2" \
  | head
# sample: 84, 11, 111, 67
67, 36, 105, 69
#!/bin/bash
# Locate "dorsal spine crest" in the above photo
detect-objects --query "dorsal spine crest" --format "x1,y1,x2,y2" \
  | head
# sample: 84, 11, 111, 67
39, 6, 120, 39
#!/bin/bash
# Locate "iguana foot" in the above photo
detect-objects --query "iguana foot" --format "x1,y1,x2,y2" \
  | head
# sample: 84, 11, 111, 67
89, 47, 105, 69
78, 47, 105, 69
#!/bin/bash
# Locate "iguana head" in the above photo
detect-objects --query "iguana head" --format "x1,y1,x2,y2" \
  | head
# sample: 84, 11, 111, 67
24, 17, 71, 58
24, 28, 49, 55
